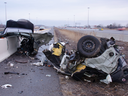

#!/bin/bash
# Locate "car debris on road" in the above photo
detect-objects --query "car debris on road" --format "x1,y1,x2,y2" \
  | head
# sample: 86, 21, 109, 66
4, 72, 19, 75
7, 62, 14, 67
1, 84, 12, 89
46, 74, 51, 77
4, 72, 27, 75
31, 61, 44, 66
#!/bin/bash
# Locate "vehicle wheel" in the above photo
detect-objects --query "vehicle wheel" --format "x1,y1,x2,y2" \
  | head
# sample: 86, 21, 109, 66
77, 35, 101, 57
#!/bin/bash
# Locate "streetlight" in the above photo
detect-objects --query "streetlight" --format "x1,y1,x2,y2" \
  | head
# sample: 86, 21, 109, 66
67, 18, 69, 26
29, 13, 30, 21
4, 2, 7, 23
74, 15, 75, 27
88, 7, 90, 28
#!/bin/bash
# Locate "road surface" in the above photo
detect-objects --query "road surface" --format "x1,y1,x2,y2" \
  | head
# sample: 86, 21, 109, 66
65, 28, 128, 42
0, 27, 63, 96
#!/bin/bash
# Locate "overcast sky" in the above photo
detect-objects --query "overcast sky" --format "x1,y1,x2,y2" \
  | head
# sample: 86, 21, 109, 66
0, 0, 128, 26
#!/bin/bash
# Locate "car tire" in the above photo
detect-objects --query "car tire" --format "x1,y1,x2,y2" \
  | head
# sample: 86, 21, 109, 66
77, 35, 101, 57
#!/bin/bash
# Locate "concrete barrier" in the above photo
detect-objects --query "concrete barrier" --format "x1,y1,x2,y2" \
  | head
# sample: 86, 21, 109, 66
0, 36, 18, 62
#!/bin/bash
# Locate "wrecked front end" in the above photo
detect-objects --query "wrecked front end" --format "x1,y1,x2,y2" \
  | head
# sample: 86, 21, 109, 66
17, 32, 53, 56
0, 19, 53, 57
43, 35, 128, 84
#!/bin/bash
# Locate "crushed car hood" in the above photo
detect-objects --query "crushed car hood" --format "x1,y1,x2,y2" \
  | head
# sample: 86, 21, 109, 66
32, 32, 53, 49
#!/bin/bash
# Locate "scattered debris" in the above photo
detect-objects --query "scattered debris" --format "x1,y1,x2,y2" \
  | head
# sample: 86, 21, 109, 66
10, 63, 14, 67
100, 75, 112, 84
47, 65, 53, 67
118, 46, 124, 50
21, 73, 27, 75
29, 56, 35, 60
46, 74, 51, 77
4, 72, 27, 75
15, 60, 28, 63
65, 76, 69, 79
43, 60, 48, 66
31, 61, 43, 66
84, 79, 91, 82
1, 84, 12, 89
18, 91, 23, 94
7, 62, 14, 67
43, 60, 53, 67
4, 72, 19, 75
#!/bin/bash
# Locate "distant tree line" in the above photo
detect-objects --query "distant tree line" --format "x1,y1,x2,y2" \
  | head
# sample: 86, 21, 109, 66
107, 24, 121, 29
96, 23, 128, 29
107, 23, 128, 29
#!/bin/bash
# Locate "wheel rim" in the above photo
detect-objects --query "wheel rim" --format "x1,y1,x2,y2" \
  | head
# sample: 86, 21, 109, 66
82, 40, 95, 52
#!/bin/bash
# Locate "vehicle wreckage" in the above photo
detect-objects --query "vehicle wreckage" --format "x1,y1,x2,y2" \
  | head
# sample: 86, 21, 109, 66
43, 35, 128, 84
1, 19, 128, 84
0, 19, 53, 58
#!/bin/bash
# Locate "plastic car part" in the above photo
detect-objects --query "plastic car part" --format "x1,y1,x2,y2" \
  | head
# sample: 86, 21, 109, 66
111, 57, 128, 83
52, 43, 64, 56
72, 64, 86, 81
77, 35, 101, 57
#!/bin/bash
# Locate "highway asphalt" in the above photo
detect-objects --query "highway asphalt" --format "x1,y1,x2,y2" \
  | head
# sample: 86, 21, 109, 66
65, 28, 128, 35
0, 27, 63, 96
65, 28, 128, 42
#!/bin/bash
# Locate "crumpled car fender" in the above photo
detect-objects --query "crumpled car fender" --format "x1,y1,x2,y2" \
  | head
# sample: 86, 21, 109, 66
84, 47, 119, 74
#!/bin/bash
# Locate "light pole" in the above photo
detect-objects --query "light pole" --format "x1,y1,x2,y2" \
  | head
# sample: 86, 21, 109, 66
4, 2, 7, 23
88, 7, 89, 28
74, 15, 75, 27
29, 13, 30, 21
67, 18, 69, 26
